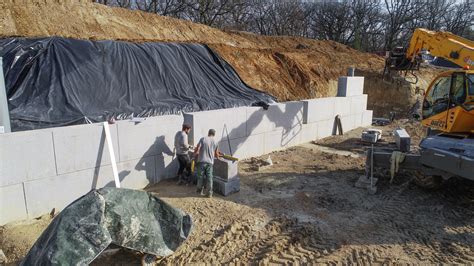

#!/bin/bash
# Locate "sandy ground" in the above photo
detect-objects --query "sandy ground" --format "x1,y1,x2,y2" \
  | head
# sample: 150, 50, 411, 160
2, 121, 473, 265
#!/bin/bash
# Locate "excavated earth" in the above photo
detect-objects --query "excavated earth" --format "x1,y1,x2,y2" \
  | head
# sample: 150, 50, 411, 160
0, 0, 440, 116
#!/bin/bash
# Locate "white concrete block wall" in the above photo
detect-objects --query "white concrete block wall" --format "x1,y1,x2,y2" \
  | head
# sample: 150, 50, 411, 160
0, 184, 27, 225
52, 123, 119, 175
183, 107, 247, 145
334, 97, 352, 116
0, 76, 373, 225
0, 128, 56, 186
116, 115, 182, 162
227, 134, 265, 159
317, 119, 336, 139
350, 94, 368, 114
0, 114, 183, 225
302, 98, 335, 124
300, 123, 318, 143
362, 110, 373, 126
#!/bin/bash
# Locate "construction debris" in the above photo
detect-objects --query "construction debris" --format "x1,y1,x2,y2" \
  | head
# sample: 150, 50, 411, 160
361, 128, 382, 143
394, 128, 411, 152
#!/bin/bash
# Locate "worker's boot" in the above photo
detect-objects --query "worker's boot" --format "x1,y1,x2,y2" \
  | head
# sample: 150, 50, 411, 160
196, 187, 204, 196
176, 175, 183, 185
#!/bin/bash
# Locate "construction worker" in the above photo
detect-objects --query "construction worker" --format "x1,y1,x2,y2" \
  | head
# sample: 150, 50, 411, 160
174, 123, 192, 185
194, 129, 222, 198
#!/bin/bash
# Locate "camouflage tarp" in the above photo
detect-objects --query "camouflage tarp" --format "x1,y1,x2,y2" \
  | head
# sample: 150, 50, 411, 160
21, 187, 192, 265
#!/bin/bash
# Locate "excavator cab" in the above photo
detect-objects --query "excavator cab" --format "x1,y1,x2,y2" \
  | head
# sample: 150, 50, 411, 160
422, 70, 474, 133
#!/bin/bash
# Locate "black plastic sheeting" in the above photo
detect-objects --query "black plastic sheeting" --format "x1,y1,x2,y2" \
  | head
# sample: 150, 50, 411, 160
0, 37, 275, 131
22, 187, 192, 265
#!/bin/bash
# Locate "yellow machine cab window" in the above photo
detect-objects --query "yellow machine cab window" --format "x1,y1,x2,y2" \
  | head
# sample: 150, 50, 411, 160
423, 75, 451, 119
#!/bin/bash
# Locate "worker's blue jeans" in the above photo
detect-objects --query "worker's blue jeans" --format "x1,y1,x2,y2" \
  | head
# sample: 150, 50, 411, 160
197, 162, 213, 194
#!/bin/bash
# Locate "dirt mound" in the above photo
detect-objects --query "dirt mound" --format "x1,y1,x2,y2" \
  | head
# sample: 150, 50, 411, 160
0, 0, 396, 103
0, 0, 439, 114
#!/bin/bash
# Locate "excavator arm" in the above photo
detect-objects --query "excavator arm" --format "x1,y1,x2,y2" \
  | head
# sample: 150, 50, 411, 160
383, 28, 474, 83
406, 28, 474, 68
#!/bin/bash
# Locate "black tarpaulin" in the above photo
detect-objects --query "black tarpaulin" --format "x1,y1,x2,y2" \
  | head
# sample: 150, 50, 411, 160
0, 37, 275, 131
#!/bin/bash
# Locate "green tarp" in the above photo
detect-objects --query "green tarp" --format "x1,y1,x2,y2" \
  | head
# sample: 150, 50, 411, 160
21, 187, 192, 265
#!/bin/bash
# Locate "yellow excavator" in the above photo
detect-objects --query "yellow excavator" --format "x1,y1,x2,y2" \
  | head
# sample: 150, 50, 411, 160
370, 28, 474, 185
385, 28, 474, 134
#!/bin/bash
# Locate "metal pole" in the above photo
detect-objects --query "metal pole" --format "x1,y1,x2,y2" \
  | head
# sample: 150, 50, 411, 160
370, 144, 374, 188
0, 57, 11, 133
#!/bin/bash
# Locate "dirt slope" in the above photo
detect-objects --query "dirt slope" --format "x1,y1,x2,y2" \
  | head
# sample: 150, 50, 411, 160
0, 0, 436, 115
0, 1, 378, 99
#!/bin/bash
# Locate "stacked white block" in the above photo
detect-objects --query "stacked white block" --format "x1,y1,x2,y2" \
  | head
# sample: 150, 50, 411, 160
248, 102, 304, 154
337, 76, 364, 97
0, 114, 184, 224
0, 75, 374, 225
183, 107, 248, 146
183, 102, 305, 159
302, 98, 336, 141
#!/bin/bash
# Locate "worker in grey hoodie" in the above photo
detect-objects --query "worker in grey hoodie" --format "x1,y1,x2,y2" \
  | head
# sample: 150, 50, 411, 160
194, 129, 222, 197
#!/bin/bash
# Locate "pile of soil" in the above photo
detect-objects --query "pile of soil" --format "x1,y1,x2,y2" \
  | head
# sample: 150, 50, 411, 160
0, 0, 438, 115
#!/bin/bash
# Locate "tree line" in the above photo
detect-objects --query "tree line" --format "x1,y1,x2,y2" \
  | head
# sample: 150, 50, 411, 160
95, 0, 473, 53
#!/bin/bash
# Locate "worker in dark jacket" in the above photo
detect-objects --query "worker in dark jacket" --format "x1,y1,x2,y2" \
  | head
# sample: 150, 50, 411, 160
174, 124, 192, 185
194, 129, 222, 198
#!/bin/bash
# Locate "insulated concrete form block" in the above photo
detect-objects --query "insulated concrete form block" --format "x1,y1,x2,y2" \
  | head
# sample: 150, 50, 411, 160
340, 115, 354, 133
0, 184, 28, 225
350, 94, 368, 114
23, 170, 104, 218
362, 110, 373, 127
263, 127, 302, 154
184, 107, 247, 145
213, 177, 240, 196
334, 97, 352, 116
23, 156, 155, 218
246, 107, 274, 135
317, 119, 336, 139
219, 133, 265, 159
118, 156, 155, 189
213, 158, 238, 181
247, 102, 304, 136
0, 129, 56, 186
302, 98, 335, 124
353, 113, 363, 129
117, 115, 182, 162
337, 76, 364, 97
300, 123, 318, 143
52, 123, 119, 175
341, 114, 360, 132
155, 154, 179, 181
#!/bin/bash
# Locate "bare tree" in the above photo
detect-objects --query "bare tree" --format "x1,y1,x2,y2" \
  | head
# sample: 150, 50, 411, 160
93, 0, 472, 52
443, 0, 473, 37
309, 1, 353, 44
383, 0, 426, 50
133, 0, 187, 17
